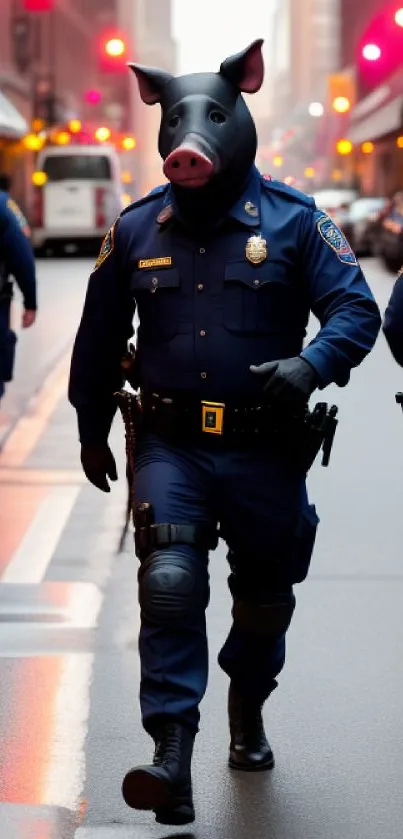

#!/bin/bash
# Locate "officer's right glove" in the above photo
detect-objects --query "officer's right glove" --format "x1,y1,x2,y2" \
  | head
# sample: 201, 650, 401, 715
80, 444, 118, 493
250, 356, 318, 410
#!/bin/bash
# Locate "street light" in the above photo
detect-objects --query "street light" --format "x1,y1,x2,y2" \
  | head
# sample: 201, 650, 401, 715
332, 96, 351, 113
308, 102, 324, 117
95, 126, 111, 142
336, 139, 353, 155
362, 43, 381, 61
122, 136, 136, 150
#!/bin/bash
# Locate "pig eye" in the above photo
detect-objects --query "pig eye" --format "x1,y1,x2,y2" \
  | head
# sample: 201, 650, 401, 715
168, 115, 180, 128
209, 111, 226, 125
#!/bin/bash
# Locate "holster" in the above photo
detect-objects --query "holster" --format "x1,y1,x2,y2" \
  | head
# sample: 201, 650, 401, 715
281, 402, 339, 473
114, 385, 141, 551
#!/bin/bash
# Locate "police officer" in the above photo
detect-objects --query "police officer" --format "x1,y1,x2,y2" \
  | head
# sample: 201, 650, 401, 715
0, 183, 37, 403
383, 267, 403, 364
69, 41, 381, 826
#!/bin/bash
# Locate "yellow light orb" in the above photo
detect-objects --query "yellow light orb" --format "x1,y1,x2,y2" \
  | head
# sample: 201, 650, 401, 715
23, 133, 43, 151
95, 127, 111, 142
122, 136, 136, 150
56, 131, 71, 145
361, 141, 374, 154
332, 96, 351, 114
336, 139, 353, 155
69, 119, 82, 133
32, 171, 48, 186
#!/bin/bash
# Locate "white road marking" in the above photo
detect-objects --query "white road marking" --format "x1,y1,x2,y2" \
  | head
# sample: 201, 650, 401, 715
1, 485, 81, 584
0, 351, 70, 468
42, 653, 94, 810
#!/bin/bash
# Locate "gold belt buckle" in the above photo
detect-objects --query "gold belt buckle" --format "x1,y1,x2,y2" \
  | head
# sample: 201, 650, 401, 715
201, 401, 225, 435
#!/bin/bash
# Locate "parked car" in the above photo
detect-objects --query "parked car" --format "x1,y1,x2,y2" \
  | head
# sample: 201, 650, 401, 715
311, 189, 358, 223
342, 197, 387, 256
377, 192, 403, 273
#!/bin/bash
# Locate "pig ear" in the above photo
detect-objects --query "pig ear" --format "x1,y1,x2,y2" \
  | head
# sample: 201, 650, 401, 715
219, 39, 264, 94
128, 63, 173, 105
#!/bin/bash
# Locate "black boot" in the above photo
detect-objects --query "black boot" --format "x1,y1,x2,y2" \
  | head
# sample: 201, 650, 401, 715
121, 721, 195, 825
228, 683, 274, 771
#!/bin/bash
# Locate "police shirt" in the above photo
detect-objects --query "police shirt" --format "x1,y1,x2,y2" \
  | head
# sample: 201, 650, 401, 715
69, 166, 381, 445
0, 191, 37, 309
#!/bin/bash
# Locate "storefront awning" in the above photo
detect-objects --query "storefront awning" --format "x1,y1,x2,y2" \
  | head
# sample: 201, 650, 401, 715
348, 66, 403, 144
0, 91, 28, 139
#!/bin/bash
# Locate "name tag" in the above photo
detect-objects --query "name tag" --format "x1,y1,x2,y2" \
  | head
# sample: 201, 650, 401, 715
138, 257, 172, 269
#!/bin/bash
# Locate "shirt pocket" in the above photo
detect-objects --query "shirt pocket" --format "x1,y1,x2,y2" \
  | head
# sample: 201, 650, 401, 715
130, 267, 181, 342
223, 261, 297, 335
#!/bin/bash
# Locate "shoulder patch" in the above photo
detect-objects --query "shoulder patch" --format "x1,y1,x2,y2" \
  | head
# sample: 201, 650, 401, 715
261, 176, 315, 208
120, 184, 169, 218
7, 198, 28, 230
95, 223, 115, 269
317, 214, 357, 265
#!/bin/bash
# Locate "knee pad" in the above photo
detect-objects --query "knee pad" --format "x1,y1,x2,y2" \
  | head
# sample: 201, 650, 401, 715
232, 592, 296, 639
138, 549, 209, 626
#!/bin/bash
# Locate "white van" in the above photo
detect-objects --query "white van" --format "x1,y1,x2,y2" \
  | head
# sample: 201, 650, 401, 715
31, 144, 125, 254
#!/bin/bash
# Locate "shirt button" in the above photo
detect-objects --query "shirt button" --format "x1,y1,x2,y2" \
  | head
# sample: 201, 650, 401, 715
197, 283, 204, 291
199, 247, 205, 254
200, 329, 206, 337
200, 371, 207, 379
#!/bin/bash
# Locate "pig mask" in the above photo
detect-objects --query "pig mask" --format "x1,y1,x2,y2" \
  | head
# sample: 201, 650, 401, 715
129, 40, 264, 229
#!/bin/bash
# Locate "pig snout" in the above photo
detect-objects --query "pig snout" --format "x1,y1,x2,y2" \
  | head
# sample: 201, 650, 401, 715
163, 141, 215, 188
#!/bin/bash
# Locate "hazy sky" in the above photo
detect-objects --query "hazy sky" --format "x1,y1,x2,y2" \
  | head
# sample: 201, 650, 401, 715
172, 0, 273, 75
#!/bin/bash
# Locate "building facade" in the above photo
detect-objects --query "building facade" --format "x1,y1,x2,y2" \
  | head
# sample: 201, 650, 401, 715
0, 0, 121, 212
118, 0, 177, 196
267, 0, 340, 182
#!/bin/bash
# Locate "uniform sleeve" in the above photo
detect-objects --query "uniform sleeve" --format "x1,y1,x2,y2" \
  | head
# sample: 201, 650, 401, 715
68, 219, 134, 445
383, 272, 403, 366
299, 208, 381, 388
2, 200, 37, 309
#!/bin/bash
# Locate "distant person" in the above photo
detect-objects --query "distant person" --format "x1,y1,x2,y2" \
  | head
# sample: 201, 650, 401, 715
0, 174, 31, 238
0, 182, 37, 403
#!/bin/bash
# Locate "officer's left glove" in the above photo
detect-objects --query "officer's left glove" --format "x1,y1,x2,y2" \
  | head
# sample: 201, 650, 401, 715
80, 444, 118, 493
250, 356, 318, 410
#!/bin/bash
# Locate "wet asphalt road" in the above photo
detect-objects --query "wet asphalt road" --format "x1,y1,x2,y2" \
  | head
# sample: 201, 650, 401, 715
1, 256, 403, 839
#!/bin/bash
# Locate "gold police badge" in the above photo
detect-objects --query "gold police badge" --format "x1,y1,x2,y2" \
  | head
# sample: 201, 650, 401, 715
245, 235, 267, 265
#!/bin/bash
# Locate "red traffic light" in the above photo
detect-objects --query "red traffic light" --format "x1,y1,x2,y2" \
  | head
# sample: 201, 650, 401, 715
99, 33, 128, 73
105, 38, 126, 57
23, 0, 53, 9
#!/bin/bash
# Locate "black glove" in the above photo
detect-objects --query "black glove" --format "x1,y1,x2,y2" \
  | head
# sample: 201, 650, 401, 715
250, 356, 318, 410
80, 444, 118, 493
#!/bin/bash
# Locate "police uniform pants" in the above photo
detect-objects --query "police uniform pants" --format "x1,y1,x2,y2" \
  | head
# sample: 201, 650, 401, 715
134, 432, 319, 734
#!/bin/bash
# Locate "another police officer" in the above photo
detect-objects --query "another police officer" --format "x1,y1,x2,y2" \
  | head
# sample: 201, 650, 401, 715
383, 266, 403, 364
0, 181, 37, 403
69, 41, 381, 825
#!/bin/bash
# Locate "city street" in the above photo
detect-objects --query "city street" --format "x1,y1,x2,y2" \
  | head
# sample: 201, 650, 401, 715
1, 255, 403, 839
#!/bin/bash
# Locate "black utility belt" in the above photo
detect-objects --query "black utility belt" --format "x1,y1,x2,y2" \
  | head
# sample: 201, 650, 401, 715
142, 392, 276, 439
139, 391, 339, 471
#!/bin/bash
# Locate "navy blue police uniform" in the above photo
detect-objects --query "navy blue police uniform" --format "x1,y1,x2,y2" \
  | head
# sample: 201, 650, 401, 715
69, 165, 381, 738
0, 190, 37, 399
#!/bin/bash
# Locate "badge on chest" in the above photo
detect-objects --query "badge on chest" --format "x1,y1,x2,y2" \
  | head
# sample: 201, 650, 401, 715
245, 234, 268, 265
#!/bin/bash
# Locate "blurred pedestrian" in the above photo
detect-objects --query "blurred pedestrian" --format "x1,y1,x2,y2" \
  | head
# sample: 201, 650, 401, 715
0, 182, 37, 403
